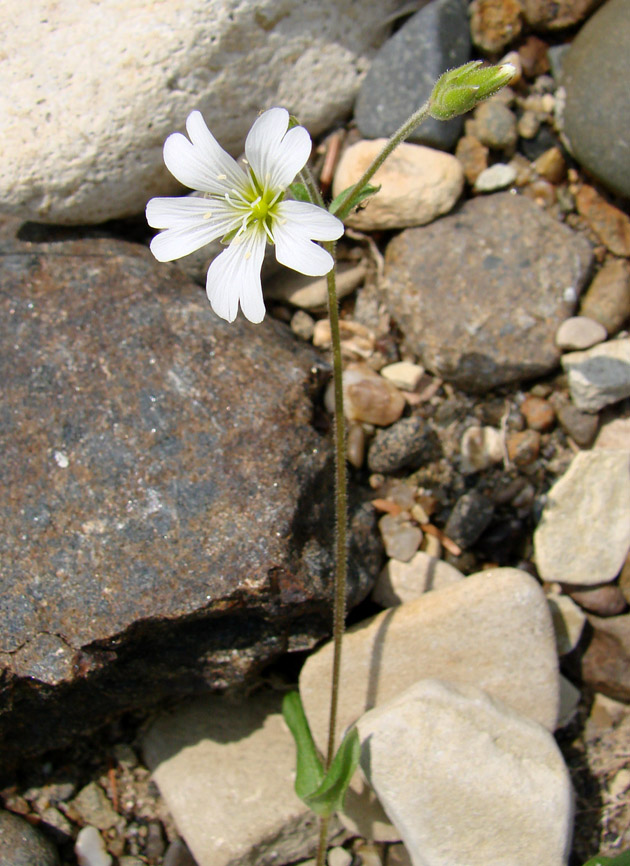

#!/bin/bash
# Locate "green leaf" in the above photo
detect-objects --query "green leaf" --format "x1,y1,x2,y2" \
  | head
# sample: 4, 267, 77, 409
288, 182, 312, 203
302, 726, 360, 817
581, 851, 630, 866
329, 183, 380, 216
282, 691, 361, 818
282, 691, 325, 802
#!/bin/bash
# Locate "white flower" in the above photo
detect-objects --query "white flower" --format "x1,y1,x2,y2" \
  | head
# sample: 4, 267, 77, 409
146, 108, 344, 324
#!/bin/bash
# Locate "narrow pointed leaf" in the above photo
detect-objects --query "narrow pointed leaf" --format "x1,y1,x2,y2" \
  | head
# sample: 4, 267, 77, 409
329, 183, 380, 217
303, 726, 361, 818
282, 691, 324, 801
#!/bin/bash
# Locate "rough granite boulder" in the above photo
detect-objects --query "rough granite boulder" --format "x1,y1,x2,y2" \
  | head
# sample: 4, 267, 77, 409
382, 193, 594, 392
0, 0, 401, 224
0, 222, 380, 772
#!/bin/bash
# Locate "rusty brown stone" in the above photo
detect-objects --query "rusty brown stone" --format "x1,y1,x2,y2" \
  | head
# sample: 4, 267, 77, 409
576, 184, 630, 257
469, 0, 523, 53
0, 222, 380, 771
522, 0, 604, 30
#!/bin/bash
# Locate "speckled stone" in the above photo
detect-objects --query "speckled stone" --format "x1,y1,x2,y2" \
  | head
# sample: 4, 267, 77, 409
354, 0, 470, 150
474, 100, 518, 151
0, 225, 380, 769
444, 490, 494, 549
523, 0, 604, 30
383, 193, 593, 392
0, 809, 59, 866
469, 0, 523, 53
561, 0, 630, 199
367, 416, 441, 474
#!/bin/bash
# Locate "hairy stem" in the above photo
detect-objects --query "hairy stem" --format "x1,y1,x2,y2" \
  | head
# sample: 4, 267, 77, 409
333, 100, 431, 221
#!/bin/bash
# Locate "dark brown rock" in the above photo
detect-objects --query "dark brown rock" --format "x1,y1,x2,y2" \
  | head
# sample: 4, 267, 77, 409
0, 224, 380, 772
579, 615, 630, 702
382, 193, 594, 392
522, 0, 604, 30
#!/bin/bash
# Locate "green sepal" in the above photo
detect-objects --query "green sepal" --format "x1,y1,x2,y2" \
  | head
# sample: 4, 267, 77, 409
581, 851, 630, 866
329, 183, 380, 218
429, 60, 516, 120
288, 182, 312, 203
282, 691, 361, 818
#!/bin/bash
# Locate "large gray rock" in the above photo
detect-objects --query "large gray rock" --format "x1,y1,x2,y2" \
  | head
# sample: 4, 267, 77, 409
0, 223, 379, 771
561, 0, 630, 199
0, 0, 401, 224
382, 193, 594, 392
354, 0, 470, 150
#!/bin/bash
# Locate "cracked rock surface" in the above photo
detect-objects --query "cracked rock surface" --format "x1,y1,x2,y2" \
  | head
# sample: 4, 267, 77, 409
0, 224, 379, 771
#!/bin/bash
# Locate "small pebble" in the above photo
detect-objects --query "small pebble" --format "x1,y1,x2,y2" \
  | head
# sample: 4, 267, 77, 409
469, 0, 523, 53
455, 135, 489, 185
517, 110, 540, 140
474, 100, 517, 151
347, 422, 366, 468
532, 147, 566, 184
290, 310, 315, 341
460, 425, 504, 473
367, 416, 440, 473
520, 395, 555, 431
556, 402, 599, 447
379, 514, 423, 562
473, 163, 517, 193
325, 363, 405, 426
555, 316, 608, 350
75, 826, 112, 866
506, 429, 541, 467
380, 361, 424, 392
518, 35, 550, 79
522, 178, 556, 208
579, 258, 630, 335
444, 490, 494, 550
562, 583, 628, 617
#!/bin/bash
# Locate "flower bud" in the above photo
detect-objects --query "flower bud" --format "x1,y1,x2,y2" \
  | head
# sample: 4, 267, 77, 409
429, 61, 516, 121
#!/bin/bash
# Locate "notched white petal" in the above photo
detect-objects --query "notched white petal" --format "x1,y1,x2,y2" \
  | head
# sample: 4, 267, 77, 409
276, 200, 344, 241
146, 195, 220, 228
273, 221, 334, 276
206, 229, 267, 323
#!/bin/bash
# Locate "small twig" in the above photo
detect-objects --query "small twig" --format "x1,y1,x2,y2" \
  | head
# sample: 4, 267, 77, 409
344, 227, 385, 284
319, 131, 343, 196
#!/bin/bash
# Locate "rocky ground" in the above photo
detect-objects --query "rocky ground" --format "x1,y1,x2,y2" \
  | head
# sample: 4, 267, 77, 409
1, 0, 630, 865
